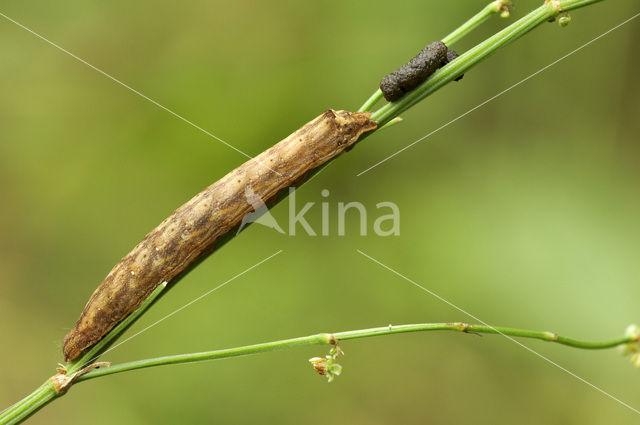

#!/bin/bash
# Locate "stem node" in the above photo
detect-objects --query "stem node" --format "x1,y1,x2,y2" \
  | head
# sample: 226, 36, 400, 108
545, 0, 564, 17
543, 331, 560, 341
51, 362, 111, 394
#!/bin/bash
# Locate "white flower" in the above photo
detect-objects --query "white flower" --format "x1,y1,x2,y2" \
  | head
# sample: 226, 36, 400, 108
618, 324, 640, 368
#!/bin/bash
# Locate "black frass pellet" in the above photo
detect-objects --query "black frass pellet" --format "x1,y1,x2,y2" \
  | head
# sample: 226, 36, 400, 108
380, 41, 448, 102
380, 41, 464, 102
444, 49, 464, 82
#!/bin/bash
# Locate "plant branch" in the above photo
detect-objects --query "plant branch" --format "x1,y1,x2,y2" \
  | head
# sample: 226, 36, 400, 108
0, 382, 58, 425
74, 322, 633, 382
358, 0, 511, 113
10, 319, 628, 424
369, 0, 605, 126
443, 1, 511, 46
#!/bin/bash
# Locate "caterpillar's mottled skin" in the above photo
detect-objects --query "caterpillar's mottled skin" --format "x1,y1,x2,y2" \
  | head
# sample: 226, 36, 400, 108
62, 110, 377, 362
379, 41, 463, 101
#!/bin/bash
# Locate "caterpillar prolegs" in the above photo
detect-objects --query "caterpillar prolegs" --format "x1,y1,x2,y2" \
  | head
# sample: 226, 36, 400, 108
62, 110, 377, 362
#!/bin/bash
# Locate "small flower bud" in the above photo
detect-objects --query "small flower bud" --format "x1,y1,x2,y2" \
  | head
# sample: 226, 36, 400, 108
326, 363, 343, 383
309, 344, 344, 382
493, 1, 511, 18
558, 15, 571, 27
309, 357, 328, 375
618, 343, 635, 356
618, 324, 640, 368
625, 324, 640, 338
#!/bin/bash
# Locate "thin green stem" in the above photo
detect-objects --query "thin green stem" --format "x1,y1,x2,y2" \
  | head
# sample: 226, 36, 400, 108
358, 89, 384, 113
335, 323, 632, 349
369, 0, 604, 126
358, 0, 510, 113
442, 1, 509, 46
0, 381, 58, 425
76, 333, 334, 381
74, 322, 631, 382
377, 117, 403, 131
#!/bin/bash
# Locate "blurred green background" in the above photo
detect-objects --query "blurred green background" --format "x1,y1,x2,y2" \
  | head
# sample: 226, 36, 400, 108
1, 0, 639, 423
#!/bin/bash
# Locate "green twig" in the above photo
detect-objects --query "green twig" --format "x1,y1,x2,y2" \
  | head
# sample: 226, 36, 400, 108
377, 117, 403, 131
358, 0, 511, 113
7, 319, 630, 424
75, 322, 632, 381
0, 381, 58, 425
358, 89, 385, 114
443, 1, 512, 46
369, 0, 605, 126
5, 319, 629, 424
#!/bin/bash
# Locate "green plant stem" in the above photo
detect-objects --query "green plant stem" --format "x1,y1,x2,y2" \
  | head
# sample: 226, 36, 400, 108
358, 0, 509, 113
1, 320, 630, 424
358, 89, 385, 113
369, 0, 604, 126
442, 1, 508, 46
74, 322, 632, 382
0, 381, 58, 425
377, 117, 403, 131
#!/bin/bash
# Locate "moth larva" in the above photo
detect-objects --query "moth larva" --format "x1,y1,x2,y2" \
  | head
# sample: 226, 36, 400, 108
62, 109, 377, 362
379, 41, 463, 102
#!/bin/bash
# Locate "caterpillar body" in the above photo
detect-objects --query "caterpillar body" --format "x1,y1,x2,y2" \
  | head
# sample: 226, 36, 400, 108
379, 41, 463, 102
62, 110, 377, 362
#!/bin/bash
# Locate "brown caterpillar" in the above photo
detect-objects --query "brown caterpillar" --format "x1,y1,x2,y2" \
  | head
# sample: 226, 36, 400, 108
62, 110, 377, 362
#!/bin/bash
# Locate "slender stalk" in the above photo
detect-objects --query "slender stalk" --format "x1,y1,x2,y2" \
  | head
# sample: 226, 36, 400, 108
377, 117, 403, 131
442, 1, 510, 46
77, 334, 334, 381
358, 89, 385, 114
0, 381, 58, 425
369, 0, 604, 126
74, 322, 632, 382
358, 0, 510, 113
